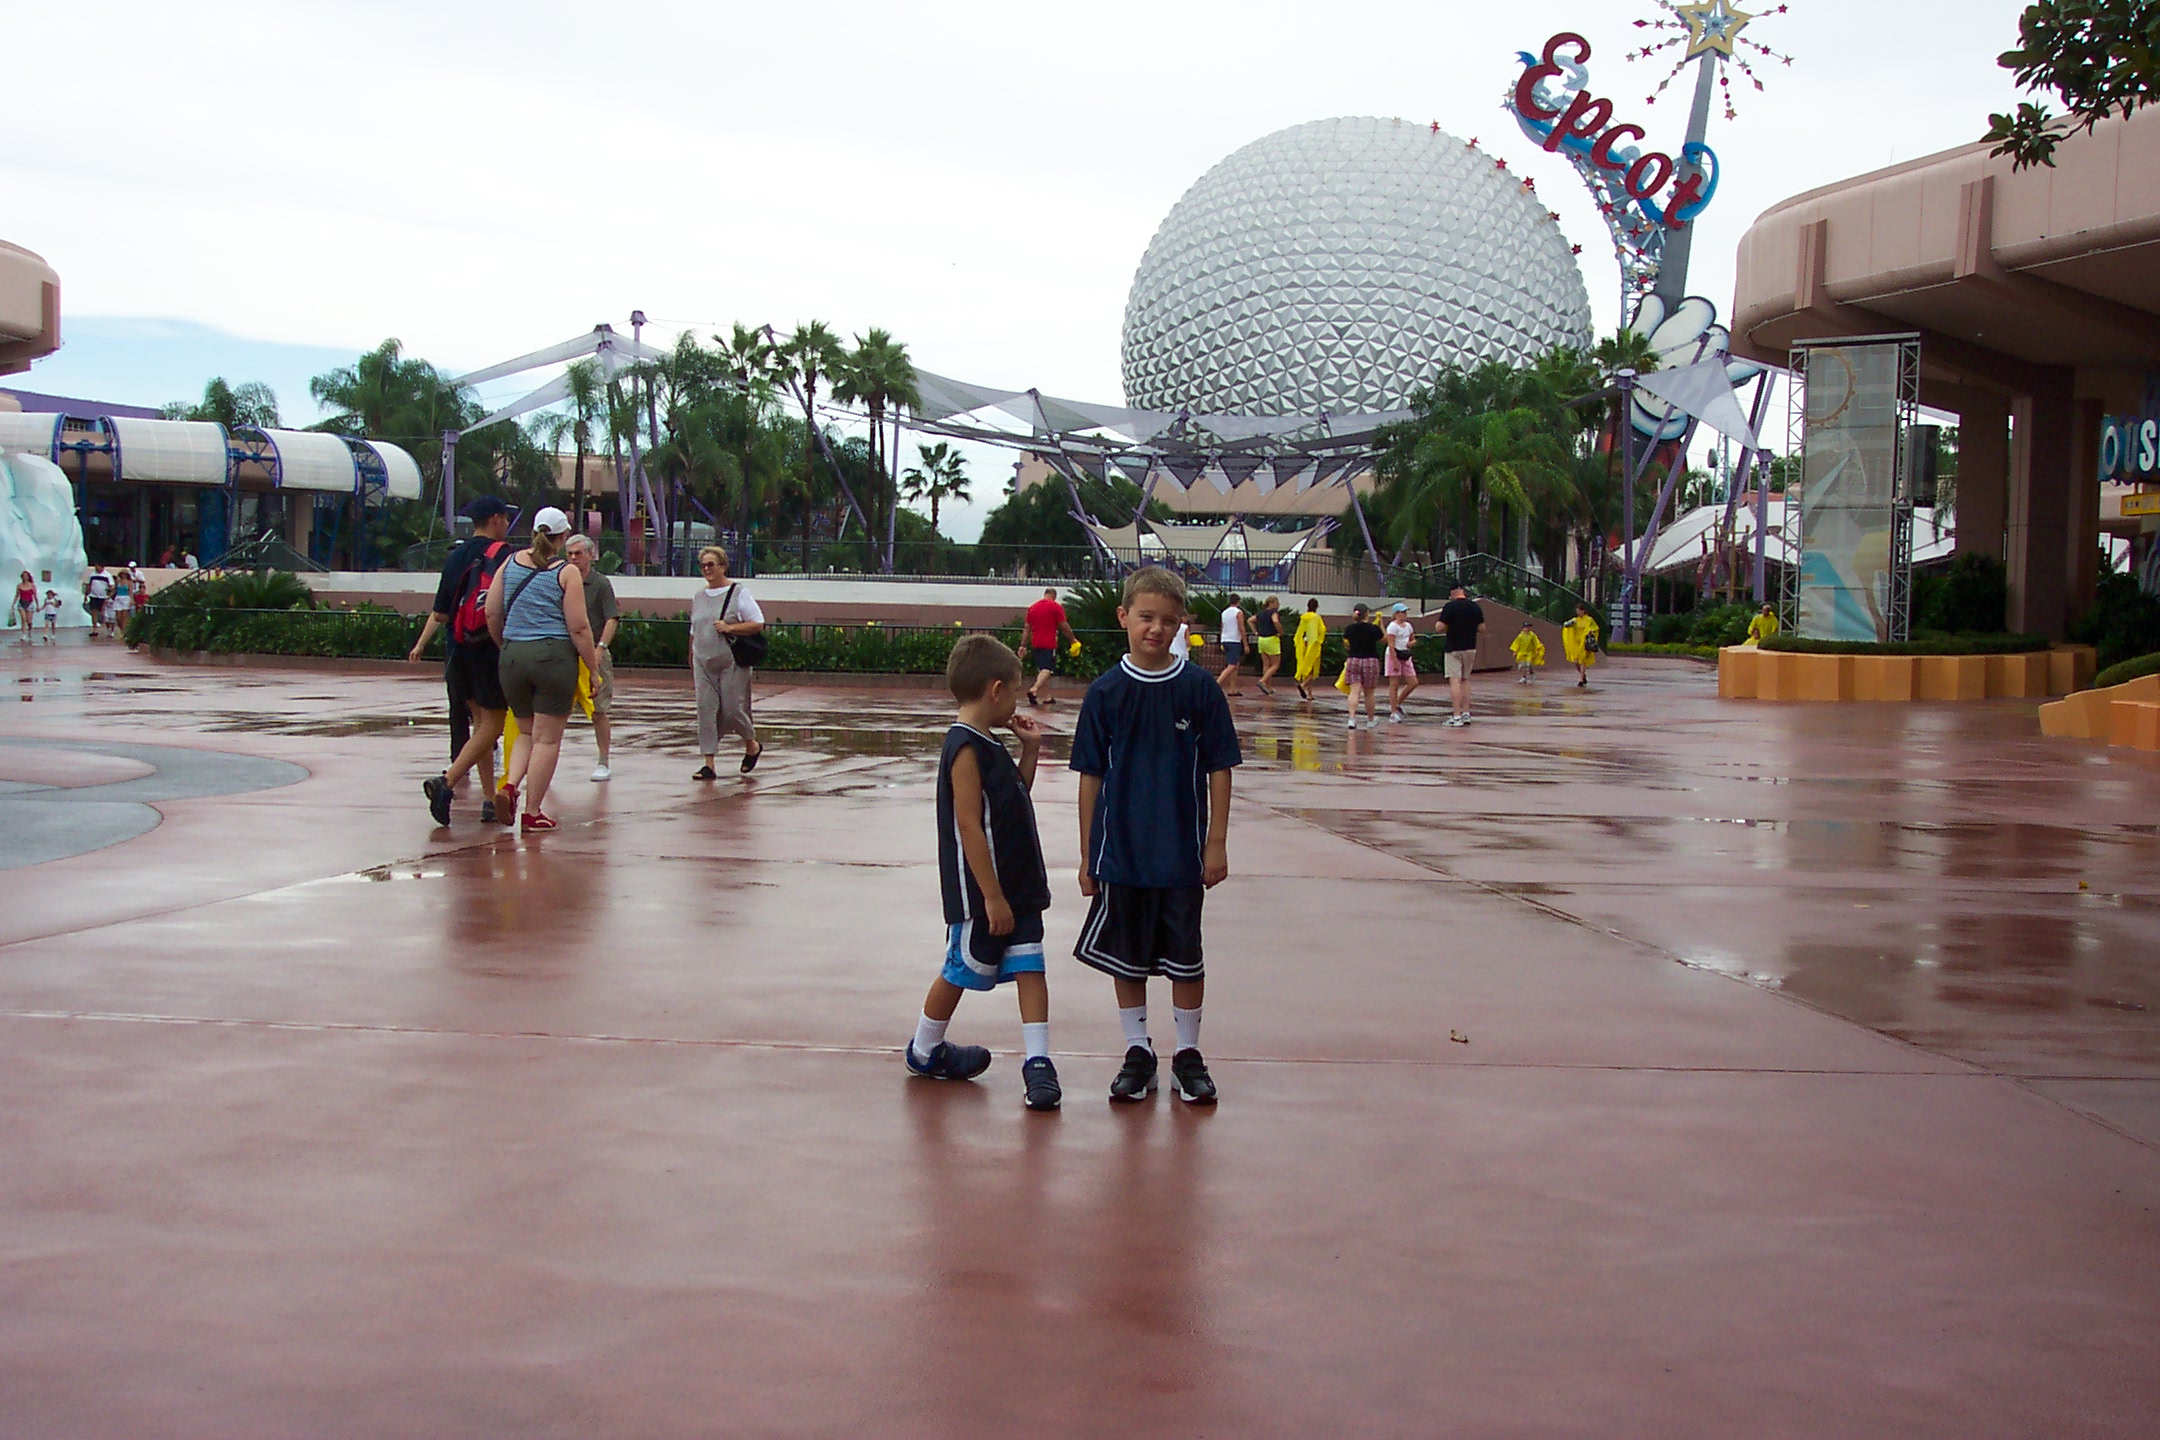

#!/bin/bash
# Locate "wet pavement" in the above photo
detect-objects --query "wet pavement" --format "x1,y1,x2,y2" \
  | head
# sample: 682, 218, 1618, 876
3, 635, 2158, 1437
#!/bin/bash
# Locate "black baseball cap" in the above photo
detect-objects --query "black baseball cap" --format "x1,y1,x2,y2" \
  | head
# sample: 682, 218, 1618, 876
464, 496, 514, 522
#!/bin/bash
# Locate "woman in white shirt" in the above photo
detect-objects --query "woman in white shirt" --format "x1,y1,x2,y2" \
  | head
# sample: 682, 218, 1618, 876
1214, 594, 1253, 696
1384, 602, 1421, 722
689, 546, 766, 777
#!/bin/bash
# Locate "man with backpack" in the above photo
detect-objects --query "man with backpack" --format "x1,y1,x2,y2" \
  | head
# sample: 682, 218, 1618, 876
407, 497, 516, 825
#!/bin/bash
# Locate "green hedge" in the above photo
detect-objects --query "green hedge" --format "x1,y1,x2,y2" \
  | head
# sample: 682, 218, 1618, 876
2091, 651, 2160, 690
1607, 642, 1718, 658
1759, 631, 2049, 657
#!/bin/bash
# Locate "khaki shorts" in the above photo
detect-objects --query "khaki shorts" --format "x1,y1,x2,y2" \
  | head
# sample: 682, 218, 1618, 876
1444, 648, 1474, 682
499, 637, 580, 719
584, 648, 615, 714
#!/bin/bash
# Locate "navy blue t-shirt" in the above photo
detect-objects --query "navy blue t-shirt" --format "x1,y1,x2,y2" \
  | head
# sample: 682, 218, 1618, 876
937, 724, 1050, 925
1069, 655, 1243, 889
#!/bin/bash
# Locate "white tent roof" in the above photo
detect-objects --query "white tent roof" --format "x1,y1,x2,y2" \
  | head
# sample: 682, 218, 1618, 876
109, 416, 229, 486
364, 440, 423, 500
266, 429, 360, 493
0, 410, 60, 457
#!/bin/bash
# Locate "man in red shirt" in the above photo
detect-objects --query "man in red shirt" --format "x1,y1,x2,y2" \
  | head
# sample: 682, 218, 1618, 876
1023, 587, 1079, 705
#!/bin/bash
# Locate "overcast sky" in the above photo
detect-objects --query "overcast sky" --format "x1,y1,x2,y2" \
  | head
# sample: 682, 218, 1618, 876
5, 0, 2031, 539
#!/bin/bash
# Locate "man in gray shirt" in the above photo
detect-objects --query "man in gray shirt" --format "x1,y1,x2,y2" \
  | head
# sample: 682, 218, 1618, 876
566, 535, 620, 780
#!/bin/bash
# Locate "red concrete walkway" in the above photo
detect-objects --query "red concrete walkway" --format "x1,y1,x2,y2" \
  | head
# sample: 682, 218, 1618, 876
2, 637, 2157, 1437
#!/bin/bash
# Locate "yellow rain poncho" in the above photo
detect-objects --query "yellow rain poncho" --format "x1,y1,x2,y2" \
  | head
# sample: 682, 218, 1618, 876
1746, 609, 1781, 644
1560, 614, 1600, 666
1293, 610, 1327, 683
1510, 630, 1546, 667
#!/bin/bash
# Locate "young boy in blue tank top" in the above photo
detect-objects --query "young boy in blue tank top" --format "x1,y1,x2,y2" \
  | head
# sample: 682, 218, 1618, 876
1071, 566, 1243, 1104
905, 634, 1061, 1111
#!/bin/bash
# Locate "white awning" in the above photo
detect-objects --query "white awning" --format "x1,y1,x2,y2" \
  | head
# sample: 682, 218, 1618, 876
0, 410, 60, 457
363, 440, 423, 499
267, 429, 360, 493
109, 417, 229, 486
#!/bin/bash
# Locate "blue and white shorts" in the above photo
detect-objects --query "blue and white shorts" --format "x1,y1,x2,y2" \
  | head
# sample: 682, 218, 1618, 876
941, 913, 1047, 992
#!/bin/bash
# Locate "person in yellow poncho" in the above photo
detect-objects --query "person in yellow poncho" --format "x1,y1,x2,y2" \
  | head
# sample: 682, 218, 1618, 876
1509, 621, 1546, 684
1746, 603, 1781, 644
1292, 597, 1327, 701
1560, 603, 1601, 688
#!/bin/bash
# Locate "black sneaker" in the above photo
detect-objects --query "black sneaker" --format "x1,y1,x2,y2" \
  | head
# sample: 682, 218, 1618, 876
422, 773, 452, 826
904, 1040, 992, 1081
1109, 1045, 1158, 1103
1171, 1048, 1218, 1105
480, 800, 498, 824
1022, 1056, 1062, 1111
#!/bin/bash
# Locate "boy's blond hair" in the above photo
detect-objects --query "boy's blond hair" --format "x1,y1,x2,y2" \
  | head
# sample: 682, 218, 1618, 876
1121, 565, 1186, 610
947, 632, 1023, 702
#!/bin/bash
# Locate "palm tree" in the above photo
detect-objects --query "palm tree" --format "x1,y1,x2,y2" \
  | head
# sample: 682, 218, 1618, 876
778, 321, 845, 570
901, 441, 971, 538
162, 377, 281, 429
560, 359, 605, 533
832, 328, 920, 573
716, 323, 778, 394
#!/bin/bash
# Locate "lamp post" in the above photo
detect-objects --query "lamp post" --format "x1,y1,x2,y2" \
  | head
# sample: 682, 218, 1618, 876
1616, 368, 1637, 641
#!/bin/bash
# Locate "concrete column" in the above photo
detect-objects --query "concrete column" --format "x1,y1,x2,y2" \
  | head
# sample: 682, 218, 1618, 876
2006, 392, 2076, 637
2066, 398, 2104, 619
284, 496, 313, 558
1955, 393, 2009, 560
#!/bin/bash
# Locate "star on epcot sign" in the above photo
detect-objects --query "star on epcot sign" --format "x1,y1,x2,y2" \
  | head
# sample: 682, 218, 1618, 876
1674, 0, 1751, 60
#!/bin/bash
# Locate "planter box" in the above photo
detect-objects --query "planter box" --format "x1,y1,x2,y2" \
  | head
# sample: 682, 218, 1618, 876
1794, 652, 1855, 702
2109, 699, 2160, 750
2048, 644, 2097, 696
1986, 651, 2051, 699
1852, 655, 1918, 702
1757, 650, 1805, 702
2038, 672, 2160, 738
1718, 646, 1761, 699
1917, 654, 1988, 701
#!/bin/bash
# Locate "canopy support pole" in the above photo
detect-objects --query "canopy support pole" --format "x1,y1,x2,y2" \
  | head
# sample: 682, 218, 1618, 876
1348, 482, 1388, 593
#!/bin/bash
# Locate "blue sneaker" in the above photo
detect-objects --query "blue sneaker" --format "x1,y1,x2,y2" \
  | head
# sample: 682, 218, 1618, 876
905, 1040, 992, 1081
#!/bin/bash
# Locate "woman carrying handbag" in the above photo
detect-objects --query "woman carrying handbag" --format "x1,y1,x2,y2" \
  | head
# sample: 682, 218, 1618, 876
690, 546, 767, 778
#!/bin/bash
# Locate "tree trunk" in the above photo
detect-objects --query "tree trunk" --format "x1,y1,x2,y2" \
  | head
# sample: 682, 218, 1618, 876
573, 446, 586, 538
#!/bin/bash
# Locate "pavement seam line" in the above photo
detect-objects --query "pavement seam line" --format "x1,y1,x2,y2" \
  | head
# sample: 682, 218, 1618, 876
0, 1008, 2031, 1075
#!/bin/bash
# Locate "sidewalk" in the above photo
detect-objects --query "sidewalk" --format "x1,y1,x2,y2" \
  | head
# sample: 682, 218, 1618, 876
1, 645, 2156, 1437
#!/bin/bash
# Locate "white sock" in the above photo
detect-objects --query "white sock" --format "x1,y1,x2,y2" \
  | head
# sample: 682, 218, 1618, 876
1118, 1005, 1151, 1053
1173, 1005, 1202, 1055
912, 1013, 949, 1058
1021, 1022, 1050, 1061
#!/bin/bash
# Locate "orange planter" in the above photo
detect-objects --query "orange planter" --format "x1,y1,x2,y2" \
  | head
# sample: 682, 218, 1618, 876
1852, 655, 1918, 702
1917, 654, 1988, 701
1986, 651, 2050, 699
2109, 699, 2160, 750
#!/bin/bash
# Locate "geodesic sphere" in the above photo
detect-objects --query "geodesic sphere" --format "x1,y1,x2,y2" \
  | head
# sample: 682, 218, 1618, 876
1121, 116, 1593, 416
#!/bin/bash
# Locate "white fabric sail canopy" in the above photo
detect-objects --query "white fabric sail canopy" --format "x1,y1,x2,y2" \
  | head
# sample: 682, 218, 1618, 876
108, 417, 229, 486
266, 429, 360, 493
0, 410, 60, 458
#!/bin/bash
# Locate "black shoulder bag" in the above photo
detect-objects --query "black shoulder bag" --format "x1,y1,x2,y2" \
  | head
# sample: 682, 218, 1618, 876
723, 585, 769, 668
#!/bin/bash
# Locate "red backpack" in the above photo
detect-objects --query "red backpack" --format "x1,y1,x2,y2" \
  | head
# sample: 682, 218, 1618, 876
450, 541, 513, 645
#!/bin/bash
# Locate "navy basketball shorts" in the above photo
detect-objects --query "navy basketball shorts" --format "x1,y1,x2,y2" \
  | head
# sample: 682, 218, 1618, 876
1073, 883, 1205, 982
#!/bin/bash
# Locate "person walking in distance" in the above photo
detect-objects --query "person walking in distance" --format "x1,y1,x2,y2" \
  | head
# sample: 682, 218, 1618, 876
564, 535, 619, 781
485, 508, 603, 833
1215, 594, 1254, 697
12, 571, 35, 643
412, 497, 517, 826
1435, 583, 1485, 727
690, 546, 766, 778
1383, 602, 1419, 722
1561, 603, 1602, 688
1023, 587, 1078, 706
1340, 603, 1384, 730
1291, 597, 1327, 702
39, 588, 61, 642
1071, 567, 1242, 1106
1510, 621, 1547, 683
82, 566, 110, 638
1252, 596, 1284, 695
903, 634, 1060, 1111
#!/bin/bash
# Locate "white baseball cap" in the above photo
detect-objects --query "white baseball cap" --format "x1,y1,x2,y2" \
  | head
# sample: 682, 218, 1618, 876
532, 506, 571, 536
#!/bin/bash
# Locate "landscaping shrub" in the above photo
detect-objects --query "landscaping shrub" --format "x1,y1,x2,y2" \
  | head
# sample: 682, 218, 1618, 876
2090, 651, 2160, 690
1913, 553, 2008, 634
1606, 642, 1718, 658
1760, 632, 2048, 656
2070, 572, 2160, 672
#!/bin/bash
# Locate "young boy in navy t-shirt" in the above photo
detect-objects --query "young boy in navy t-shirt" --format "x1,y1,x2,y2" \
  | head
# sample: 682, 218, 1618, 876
1070, 566, 1242, 1104
905, 634, 1061, 1111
